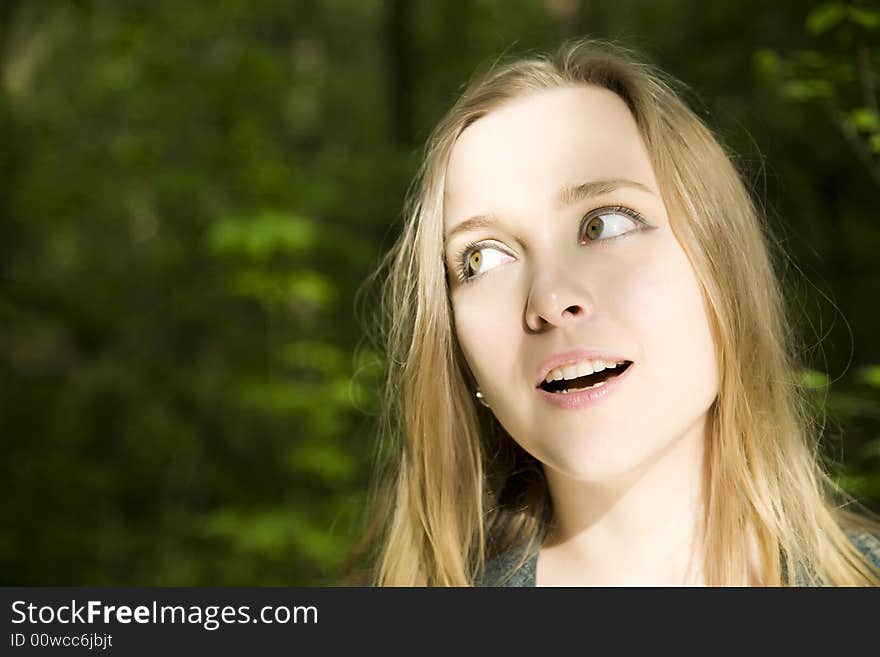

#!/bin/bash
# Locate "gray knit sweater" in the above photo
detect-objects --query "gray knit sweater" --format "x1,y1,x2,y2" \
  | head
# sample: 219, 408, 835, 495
476, 529, 880, 586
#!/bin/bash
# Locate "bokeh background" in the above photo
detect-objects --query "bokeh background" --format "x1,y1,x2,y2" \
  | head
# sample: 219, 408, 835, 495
2, 0, 879, 585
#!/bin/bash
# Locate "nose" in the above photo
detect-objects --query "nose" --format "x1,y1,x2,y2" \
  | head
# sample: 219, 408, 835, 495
524, 265, 595, 332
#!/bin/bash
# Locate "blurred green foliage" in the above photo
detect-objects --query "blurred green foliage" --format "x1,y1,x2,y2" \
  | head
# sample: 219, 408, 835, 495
1, 0, 878, 584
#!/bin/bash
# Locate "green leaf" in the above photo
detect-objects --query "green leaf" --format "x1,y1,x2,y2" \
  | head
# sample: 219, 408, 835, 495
209, 211, 317, 260
789, 49, 827, 69
836, 472, 880, 498
196, 508, 347, 565
871, 133, 880, 153
781, 79, 834, 101
848, 7, 880, 29
798, 368, 829, 389
232, 374, 358, 418
287, 442, 356, 484
856, 365, 880, 387
233, 378, 332, 415
280, 340, 346, 375
753, 49, 782, 84
851, 108, 880, 132
228, 269, 337, 309
806, 3, 846, 35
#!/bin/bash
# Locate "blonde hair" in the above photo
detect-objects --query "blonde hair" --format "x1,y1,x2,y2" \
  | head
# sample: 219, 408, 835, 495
349, 38, 880, 586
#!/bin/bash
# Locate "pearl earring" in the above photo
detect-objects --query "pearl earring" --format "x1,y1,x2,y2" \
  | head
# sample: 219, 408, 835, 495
475, 387, 490, 408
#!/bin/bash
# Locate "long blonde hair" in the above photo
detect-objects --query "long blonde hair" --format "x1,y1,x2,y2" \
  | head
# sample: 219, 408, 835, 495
350, 38, 880, 586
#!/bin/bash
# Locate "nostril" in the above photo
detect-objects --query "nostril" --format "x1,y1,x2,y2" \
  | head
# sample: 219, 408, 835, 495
565, 305, 582, 315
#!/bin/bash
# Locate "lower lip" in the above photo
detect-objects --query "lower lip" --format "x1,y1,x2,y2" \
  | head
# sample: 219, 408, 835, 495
536, 362, 635, 409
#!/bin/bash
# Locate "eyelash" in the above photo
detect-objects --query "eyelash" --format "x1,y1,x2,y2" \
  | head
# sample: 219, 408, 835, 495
453, 204, 648, 285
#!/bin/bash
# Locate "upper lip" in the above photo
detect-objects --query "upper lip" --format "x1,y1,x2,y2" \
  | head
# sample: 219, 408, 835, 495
535, 349, 633, 387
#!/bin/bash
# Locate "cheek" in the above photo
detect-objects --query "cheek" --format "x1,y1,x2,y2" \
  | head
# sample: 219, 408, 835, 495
451, 277, 522, 383
619, 240, 718, 399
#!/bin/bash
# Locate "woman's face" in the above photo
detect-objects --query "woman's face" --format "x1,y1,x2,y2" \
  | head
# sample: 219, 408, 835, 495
443, 85, 719, 482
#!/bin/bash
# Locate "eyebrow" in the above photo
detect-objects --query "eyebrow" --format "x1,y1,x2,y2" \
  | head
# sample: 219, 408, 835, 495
444, 177, 656, 244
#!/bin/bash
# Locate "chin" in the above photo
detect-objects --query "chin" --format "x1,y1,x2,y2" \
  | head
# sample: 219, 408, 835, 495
550, 458, 644, 486
538, 438, 649, 485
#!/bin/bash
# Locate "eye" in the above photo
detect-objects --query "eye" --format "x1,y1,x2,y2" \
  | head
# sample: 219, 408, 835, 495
456, 241, 514, 283
579, 205, 645, 244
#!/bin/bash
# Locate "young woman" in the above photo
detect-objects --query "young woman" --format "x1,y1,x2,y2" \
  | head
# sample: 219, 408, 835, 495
352, 38, 880, 586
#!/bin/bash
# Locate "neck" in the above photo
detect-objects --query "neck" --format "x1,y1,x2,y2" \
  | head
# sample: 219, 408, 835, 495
538, 414, 709, 586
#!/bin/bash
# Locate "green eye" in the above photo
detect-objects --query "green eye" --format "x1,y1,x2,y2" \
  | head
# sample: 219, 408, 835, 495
457, 241, 514, 283
468, 250, 482, 275
582, 216, 605, 241
579, 206, 644, 243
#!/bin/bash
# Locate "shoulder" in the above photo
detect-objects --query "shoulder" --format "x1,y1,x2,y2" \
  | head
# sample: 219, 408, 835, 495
474, 542, 538, 587
473, 529, 880, 585
846, 528, 880, 570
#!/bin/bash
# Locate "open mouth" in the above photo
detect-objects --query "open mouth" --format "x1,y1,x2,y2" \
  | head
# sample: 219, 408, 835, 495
539, 360, 633, 394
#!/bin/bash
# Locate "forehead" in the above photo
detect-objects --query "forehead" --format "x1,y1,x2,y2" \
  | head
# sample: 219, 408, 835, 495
444, 85, 656, 226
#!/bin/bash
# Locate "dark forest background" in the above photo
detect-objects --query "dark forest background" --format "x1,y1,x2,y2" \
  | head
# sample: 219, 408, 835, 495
2, 0, 879, 585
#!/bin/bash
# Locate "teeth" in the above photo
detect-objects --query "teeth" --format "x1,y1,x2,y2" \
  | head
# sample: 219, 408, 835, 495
561, 380, 606, 393
544, 358, 625, 384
